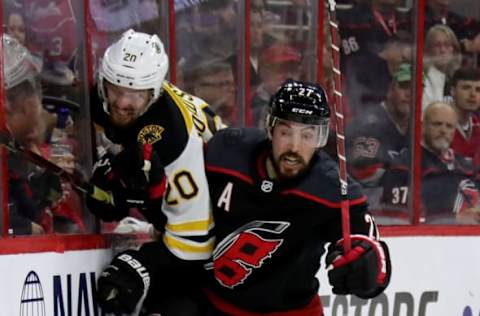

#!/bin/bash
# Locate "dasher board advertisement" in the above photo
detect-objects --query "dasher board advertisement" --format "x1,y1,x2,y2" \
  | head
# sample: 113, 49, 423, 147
0, 249, 112, 316
318, 236, 480, 316
0, 236, 479, 315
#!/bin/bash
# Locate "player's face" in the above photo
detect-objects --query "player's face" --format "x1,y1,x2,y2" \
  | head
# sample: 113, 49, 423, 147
271, 120, 319, 179
423, 105, 457, 152
105, 81, 151, 127
451, 80, 480, 112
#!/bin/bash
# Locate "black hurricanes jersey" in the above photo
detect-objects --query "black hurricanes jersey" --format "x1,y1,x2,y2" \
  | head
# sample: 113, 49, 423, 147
202, 128, 373, 313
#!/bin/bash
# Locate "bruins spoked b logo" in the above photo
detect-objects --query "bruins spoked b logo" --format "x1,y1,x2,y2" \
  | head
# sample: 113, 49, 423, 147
137, 125, 164, 145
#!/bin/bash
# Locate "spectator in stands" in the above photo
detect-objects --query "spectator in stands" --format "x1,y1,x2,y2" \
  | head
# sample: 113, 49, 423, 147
382, 102, 480, 224
425, 0, 480, 59
422, 24, 462, 110
346, 63, 413, 210
187, 59, 237, 126
3, 34, 61, 235
345, 31, 412, 116
338, 0, 411, 65
251, 43, 302, 127
226, 6, 274, 90
6, 9, 26, 46
449, 68, 480, 169
196, 0, 238, 60
24, 0, 77, 89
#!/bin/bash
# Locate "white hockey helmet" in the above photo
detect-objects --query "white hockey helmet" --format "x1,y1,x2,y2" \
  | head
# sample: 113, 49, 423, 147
2, 33, 40, 90
98, 29, 169, 113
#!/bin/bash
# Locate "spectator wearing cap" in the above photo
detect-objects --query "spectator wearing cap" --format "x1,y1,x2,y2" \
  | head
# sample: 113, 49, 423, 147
250, 43, 302, 127
346, 63, 413, 211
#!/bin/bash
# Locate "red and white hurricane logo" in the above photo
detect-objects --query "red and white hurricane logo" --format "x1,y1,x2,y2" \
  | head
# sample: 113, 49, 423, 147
206, 221, 290, 288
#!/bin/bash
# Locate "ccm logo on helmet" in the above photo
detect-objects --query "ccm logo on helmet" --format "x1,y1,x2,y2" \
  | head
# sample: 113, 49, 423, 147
291, 108, 313, 114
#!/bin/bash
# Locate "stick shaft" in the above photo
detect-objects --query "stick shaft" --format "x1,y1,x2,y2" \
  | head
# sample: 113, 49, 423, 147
327, 0, 351, 251
1, 139, 90, 194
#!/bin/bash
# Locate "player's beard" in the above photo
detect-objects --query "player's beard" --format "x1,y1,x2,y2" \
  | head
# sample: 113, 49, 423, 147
109, 106, 139, 128
272, 151, 309, 181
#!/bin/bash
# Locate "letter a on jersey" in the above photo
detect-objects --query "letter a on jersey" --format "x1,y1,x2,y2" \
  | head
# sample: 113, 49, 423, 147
217, 182, 233, 212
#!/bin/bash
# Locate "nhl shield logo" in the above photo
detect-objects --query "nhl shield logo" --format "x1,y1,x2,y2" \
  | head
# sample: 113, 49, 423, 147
261, 180, 273, 193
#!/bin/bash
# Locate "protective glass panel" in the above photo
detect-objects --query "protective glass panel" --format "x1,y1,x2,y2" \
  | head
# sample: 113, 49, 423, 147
249, 0, 319, 128
422, 0, 480, 225
339, 0, 415, 224
2, 0, 95, 235
87, 0, 168, 233
174, 0, 240, 126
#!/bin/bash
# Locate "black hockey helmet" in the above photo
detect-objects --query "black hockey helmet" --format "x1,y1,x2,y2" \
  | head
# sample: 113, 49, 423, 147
267, 79, 330, 147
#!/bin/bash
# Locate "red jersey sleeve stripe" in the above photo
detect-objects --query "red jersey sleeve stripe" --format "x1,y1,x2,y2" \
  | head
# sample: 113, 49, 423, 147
282, 189, 367, 208
206, 165, 254, 185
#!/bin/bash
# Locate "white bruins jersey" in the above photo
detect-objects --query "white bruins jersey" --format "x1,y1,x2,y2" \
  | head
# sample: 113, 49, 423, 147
92, 81, 225, 260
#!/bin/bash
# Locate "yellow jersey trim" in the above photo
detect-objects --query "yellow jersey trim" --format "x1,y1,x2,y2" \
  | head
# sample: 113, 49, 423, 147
162, 82, 194, 133
165, 217, 214, 233
163, 234, 215, 254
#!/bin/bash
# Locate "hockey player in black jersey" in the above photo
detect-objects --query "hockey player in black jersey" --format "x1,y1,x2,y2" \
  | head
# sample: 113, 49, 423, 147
198, 79, 391, 315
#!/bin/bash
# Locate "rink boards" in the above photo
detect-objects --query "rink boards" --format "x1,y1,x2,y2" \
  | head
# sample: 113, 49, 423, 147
0, 236, 478, 316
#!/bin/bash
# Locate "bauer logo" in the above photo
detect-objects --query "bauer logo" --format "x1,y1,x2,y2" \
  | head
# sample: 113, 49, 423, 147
20, 271, 46, 316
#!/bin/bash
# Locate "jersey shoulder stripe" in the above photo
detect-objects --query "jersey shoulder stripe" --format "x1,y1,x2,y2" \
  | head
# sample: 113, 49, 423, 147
162, 82, 194, 134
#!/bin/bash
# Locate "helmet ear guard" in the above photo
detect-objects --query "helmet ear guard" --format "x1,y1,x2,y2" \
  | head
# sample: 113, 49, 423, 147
98, 29, 169, 114
266, 79, 331, 147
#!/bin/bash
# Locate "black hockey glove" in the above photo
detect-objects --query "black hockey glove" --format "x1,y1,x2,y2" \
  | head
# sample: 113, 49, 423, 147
86, 144, 166, 222
110, 143, 166, 213
96, 250, 151, 314
86, 152, 128, 221
326, 235, 391, 299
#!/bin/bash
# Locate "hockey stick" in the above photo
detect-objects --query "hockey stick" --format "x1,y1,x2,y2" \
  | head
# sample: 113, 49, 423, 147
327, 0, 351, 251
0, 133, 91, 195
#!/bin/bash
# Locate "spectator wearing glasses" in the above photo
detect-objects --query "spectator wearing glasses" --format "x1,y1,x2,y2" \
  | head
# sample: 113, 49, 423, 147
187, 59, 237, 126
422, 24, 462, 110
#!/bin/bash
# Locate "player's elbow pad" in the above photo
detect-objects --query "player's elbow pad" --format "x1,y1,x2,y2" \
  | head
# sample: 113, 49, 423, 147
326, 235, 392, 299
